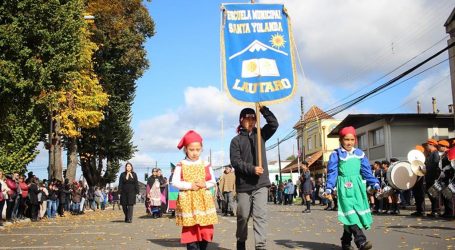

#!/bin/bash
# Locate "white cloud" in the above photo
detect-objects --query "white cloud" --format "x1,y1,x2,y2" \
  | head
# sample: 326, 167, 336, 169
262, 0, 452, 86
135, 86, 240, 153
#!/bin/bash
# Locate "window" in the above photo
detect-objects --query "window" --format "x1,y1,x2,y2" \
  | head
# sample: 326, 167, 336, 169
372, 128, 384, 146
357, 134, 367, 149
307, 137, 313, 150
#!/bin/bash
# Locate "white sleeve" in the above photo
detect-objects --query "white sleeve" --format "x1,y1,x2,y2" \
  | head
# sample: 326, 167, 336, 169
171, 166, 192, 190
205, 166, 216, 189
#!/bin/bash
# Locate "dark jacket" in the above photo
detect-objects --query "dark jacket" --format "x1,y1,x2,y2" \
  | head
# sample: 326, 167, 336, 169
301, 171, 312, 193
119, 172, 139, 205
425, 150, 441, 185
230, 106, 278, 193
58, 184, 71, 203
28, 183, 40, 205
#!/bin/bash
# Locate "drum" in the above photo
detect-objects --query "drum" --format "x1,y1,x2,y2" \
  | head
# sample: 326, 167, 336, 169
427, 180, 443, 198
441, 182, 455, 199
386, 161, 417, 190
366, 186, 376, 195
375, 185, 393, 199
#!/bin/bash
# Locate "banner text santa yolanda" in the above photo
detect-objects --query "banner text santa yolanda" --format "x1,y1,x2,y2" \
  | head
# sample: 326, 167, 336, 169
226, 10, 283, 34
221, 4, 296, 104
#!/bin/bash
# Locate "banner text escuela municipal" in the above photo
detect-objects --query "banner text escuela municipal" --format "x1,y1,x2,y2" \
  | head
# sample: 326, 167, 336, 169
221, 4, 296, 104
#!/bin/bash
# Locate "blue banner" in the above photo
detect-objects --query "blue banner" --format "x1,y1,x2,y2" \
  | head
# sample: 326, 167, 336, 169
221, 4, 297, 104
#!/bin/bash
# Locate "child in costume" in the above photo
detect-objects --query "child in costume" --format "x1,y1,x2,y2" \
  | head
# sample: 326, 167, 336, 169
325, 126, 380, 250
172, 130, 218, 250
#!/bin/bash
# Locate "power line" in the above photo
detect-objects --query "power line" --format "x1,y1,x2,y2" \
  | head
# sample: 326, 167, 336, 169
266, 40, 454, 151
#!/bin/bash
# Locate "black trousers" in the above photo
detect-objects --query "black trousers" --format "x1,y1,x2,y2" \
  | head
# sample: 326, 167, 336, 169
6, 199, 15, 220
122, 205, 134, 221
30, 203, 39, 221
341, 225, 366, 248
412, 177, 425, 213
58, 202, 66, 216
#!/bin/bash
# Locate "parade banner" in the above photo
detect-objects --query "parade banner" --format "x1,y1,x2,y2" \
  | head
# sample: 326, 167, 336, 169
221, 4, 297, 104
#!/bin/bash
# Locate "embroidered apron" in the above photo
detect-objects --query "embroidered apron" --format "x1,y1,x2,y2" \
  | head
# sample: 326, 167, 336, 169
337, 154, 373, 229
175, 163, 218, 227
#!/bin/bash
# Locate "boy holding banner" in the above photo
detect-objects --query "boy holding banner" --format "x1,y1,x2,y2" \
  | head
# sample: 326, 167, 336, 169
230, 105, 278, 250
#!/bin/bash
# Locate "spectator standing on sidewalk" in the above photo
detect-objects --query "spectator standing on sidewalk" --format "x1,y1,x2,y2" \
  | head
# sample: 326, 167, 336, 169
219, 165, 236, 216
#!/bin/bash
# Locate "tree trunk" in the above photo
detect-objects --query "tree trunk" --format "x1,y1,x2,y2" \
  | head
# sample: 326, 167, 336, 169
48, 112, 54, 181
53, 118, 63, 181
66, 137, 78, 182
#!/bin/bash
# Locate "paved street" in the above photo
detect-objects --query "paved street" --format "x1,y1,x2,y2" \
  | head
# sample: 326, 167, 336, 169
1, 203, 454, 250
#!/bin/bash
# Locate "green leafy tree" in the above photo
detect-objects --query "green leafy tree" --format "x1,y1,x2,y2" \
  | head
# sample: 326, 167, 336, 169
79, 0, 155, 187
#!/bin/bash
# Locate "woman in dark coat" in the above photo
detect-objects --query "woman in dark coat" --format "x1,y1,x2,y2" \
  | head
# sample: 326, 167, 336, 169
119, 162, 139, 223
301, 162, 313, 213
28, 177, 41, 222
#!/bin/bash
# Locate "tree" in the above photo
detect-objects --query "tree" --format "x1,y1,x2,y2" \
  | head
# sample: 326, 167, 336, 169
59, 25, 109, 183
1, 0, 87, 175
286, 155, 296, 161
79, 0, 155, 187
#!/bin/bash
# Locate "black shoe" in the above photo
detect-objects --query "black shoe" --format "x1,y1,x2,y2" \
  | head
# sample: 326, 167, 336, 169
229, 211, 235, 216
302, 209, 311, 213
426, 212, 439, 218
236, 241, 246, 250
410, 211, 423, 216
359, 241, 372, 250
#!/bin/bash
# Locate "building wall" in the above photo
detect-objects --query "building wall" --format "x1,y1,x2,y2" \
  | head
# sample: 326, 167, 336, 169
321, 119, 341, 162
356, 117, 454, 163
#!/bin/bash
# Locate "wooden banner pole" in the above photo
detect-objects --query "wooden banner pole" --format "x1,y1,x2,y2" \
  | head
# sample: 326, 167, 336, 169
256, 103, 262, 171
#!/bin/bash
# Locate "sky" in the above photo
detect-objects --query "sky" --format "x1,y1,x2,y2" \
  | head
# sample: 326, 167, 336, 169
28, 0, 455, 182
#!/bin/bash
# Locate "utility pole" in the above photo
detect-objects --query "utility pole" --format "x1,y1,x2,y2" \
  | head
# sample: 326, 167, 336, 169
209, 148, 212, 165
277, 138, 282, 183
299, 96, 305, 175
445, 9, 455, 128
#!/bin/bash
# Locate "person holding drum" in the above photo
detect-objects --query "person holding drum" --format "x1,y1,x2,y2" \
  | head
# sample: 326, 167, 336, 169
425, 139, 441, 217
438, 140, 454, 219
371, 161, 384, 214
411, 144, 427, 217
387, 158, 401, 215
325, 126, 380, 250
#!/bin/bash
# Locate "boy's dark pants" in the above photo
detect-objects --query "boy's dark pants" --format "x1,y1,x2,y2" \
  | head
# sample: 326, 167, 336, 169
341, 224, 366, 248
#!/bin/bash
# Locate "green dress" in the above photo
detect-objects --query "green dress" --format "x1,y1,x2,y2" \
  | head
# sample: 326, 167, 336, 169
336, 152, 373, 229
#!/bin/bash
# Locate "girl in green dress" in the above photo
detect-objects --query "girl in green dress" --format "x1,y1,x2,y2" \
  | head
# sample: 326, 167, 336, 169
325, 126, 380, 250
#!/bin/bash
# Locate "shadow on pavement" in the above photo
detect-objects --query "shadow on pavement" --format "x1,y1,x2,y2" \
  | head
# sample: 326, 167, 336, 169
111, 220, 125, 223
385, 225, 455, 230
148, 238, 230, 249
274, 240, 339, 249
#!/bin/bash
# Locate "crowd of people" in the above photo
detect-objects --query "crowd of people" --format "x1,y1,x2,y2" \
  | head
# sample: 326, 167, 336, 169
0, 171, 125, 227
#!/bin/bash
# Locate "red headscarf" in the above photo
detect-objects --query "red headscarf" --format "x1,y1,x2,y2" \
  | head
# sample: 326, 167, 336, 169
177, 130, 203, 150
339, 126, 356, 138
